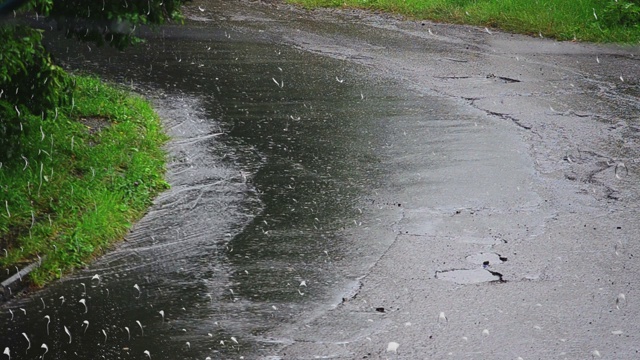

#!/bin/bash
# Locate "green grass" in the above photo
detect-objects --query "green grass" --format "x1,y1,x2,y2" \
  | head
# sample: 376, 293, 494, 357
287, 0, 640, 43
0, 75, 168, 287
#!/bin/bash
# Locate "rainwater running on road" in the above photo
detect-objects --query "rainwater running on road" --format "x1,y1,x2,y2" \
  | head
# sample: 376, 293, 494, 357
0, 6, 466, 360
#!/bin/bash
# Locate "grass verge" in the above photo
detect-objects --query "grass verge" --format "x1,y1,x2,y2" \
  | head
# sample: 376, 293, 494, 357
286, 0, 640, 43
0, 75, 168, 287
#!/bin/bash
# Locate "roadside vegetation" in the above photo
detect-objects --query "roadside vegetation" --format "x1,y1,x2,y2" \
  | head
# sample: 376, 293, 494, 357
0, 1, 186, 288
287, 0, 640, 43
0, 76, 168, 286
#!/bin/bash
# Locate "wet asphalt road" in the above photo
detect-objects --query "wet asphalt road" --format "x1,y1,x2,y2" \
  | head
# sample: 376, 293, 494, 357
3, 1, 640, 359
232, 3, 640, 359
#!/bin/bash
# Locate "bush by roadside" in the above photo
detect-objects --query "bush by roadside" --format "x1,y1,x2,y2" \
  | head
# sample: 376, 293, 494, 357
0, 75, 168, 288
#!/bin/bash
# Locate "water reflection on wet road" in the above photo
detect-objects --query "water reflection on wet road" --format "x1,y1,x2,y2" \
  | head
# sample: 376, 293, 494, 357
0, 7, 424, 359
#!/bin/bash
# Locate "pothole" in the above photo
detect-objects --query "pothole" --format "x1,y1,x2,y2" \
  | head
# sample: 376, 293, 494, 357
435, 268, 504, 284
465, 252, 507, 266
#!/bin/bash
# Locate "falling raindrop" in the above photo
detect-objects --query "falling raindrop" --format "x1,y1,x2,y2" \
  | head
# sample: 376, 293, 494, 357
3, 347, 9, 360
82, 320, 89, 333
40, 298, 46, 309
21, 333, 30, 352
614, 240, 623, 256
102, 329, 107, 342
615, 163, 628, 179
44, 315, 50, 335
387, 342, 399, 352
439, 312, 448, 323
40, 344, 48, 360
616, 293, 626, 309
64, 326, 72, 344
272, 78, 284, 88
231, 337, 238, 344
480, 329, 490, 344
20, 155, 28, 171
91, 274, 101, 284
125, 326, 131, 340
136, 320, 144, 336
159, 310, 165, 322
134, 284, 141, 298
79, 299, 87, 314
144, 350, 151, 359
8, 309, 13, 320
59, 296, 65, 305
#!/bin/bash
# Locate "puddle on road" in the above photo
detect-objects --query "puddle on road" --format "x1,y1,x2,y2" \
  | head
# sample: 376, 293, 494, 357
435, 268, 504, 284
435, 253, 507, 284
